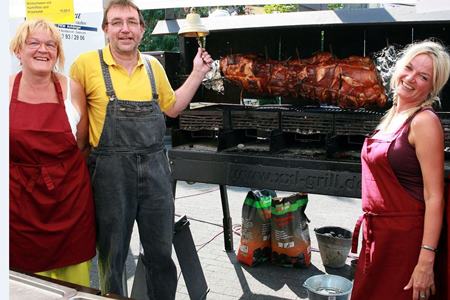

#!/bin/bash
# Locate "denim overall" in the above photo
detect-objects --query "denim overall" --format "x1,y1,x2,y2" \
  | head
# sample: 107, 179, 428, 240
89, 50, 176, 299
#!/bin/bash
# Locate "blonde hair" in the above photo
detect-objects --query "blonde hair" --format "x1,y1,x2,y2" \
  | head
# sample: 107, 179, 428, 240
378, 39, 450, 130
9, 19, 65, 71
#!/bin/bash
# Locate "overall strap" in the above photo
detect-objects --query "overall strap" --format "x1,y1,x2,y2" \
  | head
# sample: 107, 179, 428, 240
98, 49, 117, 101
141, 55, 159, 101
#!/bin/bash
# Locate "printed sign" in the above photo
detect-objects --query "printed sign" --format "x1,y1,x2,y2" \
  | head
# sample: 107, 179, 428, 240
26, 0, 75, 23
56, 12, 105, 72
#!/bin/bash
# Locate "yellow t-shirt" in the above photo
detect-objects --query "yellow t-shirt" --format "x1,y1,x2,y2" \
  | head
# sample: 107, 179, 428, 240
70, 45, 176, 147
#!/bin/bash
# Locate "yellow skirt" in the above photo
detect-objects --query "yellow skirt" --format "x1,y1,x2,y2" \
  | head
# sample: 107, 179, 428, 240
36, 260, 91, 287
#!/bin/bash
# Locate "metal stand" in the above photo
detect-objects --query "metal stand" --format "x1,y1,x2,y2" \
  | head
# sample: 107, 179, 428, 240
173, 216, 209, 300
219, 185, 234, 252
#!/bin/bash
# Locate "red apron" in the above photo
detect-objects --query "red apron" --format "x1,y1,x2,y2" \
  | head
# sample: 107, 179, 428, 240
9, 72, 96, 272
432, 181, 449, 300
351, 119, 426, 300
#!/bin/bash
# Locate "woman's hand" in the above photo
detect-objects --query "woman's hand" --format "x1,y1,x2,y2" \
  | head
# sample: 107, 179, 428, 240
404, 256, 435, 300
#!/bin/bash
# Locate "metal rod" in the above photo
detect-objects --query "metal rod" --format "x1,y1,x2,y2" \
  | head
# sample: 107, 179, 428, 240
278, 36, 282, 60
363, 30, 366, 57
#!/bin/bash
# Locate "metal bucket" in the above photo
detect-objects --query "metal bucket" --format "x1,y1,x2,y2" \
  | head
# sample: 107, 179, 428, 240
303, 274, 352, 300
314, 226, 352, 268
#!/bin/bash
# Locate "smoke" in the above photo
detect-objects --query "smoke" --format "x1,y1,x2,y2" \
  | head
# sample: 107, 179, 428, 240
372, 44, 402, 102
202, 60, 224, 94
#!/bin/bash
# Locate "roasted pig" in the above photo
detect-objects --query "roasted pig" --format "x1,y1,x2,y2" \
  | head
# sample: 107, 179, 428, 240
219, 52, 387, 109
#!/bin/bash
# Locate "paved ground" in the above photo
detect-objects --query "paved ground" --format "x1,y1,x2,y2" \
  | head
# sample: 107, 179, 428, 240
90, 181, 362, 299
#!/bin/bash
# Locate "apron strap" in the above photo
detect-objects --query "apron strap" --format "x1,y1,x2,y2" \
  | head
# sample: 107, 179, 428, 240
351, 212, 375, 274
351, 213, 365, 254
51, 73, 65, 105
394, 107, 433, 137
11, 72, 22, 103
10, 71, 65, 105
141, 54, 159, 101
98, 49, 118, 102
41, 166, 55, 191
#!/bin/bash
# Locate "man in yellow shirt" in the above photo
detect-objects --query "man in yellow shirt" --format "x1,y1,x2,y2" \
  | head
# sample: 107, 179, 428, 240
70, 0, 212, 299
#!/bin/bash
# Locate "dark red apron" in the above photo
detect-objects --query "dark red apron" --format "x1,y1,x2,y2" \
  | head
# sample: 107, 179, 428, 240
351, 118, 426, 300
432, 181, 449, 300
9, 72, 96, 272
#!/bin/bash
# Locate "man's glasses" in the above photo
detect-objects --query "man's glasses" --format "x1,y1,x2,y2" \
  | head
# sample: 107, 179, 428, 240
107, 19, 140, 29
25, 39, 58, 51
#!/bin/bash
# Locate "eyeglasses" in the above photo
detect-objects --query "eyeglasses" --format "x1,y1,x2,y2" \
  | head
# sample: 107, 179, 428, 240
25, 39, 58, 51
107, 19, 140, 29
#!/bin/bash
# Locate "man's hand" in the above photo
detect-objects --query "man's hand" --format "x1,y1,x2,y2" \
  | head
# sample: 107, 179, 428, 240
192, 47, 213, 76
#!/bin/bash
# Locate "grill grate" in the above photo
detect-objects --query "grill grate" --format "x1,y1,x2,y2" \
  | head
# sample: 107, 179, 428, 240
179, 105, 385, 136
282, 111, 333, 134
438, 112, 450, 147
231, 110, 280, 130
334, 112, 382, 136
179, 110, 224, 131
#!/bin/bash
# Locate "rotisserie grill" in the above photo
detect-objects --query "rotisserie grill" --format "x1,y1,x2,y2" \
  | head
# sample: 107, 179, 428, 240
152, 6, 450, 198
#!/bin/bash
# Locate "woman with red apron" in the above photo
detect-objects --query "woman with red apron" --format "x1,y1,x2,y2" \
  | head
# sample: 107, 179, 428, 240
351, 112, 426, 299
351, 40, 450, 300
9, 19, 95, 286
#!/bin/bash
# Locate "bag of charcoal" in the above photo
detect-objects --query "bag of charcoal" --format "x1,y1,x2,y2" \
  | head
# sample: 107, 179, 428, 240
271, 193, 311, 268
237, 189, 276, 266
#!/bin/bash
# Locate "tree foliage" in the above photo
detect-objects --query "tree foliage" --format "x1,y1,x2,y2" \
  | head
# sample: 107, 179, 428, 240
139, 9, 179, 52
263, 4, 297, 14
327, 4, 344, 10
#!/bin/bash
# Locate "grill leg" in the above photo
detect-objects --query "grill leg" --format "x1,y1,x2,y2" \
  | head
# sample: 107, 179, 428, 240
219, 185, 233, 252
172, 179, 177, 197
122, 269, 128, 297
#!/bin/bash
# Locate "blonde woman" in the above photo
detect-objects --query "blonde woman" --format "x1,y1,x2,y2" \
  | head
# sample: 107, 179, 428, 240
9, 19, 95, 286
351, 40, 450, 300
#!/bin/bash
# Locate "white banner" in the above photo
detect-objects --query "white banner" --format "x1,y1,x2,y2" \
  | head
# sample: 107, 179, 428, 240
416, 0, 450, 12
134, 0, 417, 10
